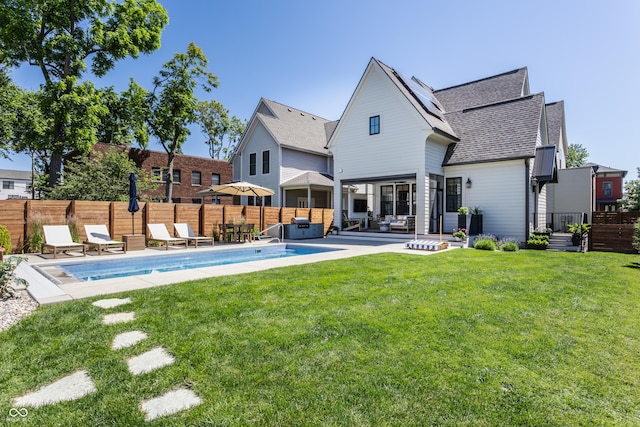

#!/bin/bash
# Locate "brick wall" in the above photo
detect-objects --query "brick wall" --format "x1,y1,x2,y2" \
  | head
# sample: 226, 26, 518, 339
93, 144, 233, 204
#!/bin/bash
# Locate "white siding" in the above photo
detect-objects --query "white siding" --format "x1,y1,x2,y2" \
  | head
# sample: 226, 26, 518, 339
0, 178, 31, 200
281, 149, 330, 182
236, 121, 280, 205
445, 160, 529, 241
546, 168, 593, 220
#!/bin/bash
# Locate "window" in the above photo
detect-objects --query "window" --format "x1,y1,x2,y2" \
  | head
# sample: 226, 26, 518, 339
369, 115, 380, 135
381, 185, 393, 216
264, 195, 272, 207
192, 198, 202, 204
152, 168, 163, 181
249, 153, 257, 176
3, 180, 14, 190
603, 181, 613, 197
171, 197, 181, 203
353, 199, 368, 213
262, 150, 270, 174
172, 170, 181, 183
446, 177, 462, 212
396, 184, 410, 215
211, 173, 220, 185
192, 171, 201, 186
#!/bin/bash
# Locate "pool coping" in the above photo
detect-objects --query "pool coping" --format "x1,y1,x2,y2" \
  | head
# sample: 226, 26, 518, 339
16, 236, 458, 305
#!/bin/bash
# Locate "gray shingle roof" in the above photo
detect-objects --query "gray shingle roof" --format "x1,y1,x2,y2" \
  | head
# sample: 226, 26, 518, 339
443, 93, 545, 166
545, 100, 565, 146
0, 169, 32, 180
434, 68, 528, 113
256, 99, 333, 156
280, 171, 334, 188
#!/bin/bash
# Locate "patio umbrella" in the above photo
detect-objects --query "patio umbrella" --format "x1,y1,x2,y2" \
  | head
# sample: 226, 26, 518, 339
197, 181, 275, 197
128, 172, 140, 234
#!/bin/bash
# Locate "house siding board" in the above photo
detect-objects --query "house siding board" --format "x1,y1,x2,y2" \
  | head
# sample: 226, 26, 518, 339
445, 161, 526, 241
281, 149, 328, 182
236, 121, 280, 205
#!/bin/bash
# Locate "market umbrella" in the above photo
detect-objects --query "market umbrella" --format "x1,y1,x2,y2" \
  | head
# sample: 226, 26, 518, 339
197, 181, 275, 197
128, 172, 140, 234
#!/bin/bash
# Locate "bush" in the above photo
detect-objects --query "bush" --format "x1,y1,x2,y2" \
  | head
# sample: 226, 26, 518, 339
0, 225, 11, 254
474, 234, 498, 251
633, 219, 640, 253
1, 256, 27, 300
27, 213, 51, 253
499, 238, 519, 252
526, 234, 549, 250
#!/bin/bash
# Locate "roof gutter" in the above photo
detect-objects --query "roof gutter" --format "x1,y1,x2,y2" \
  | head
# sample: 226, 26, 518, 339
432, 127, 460, 142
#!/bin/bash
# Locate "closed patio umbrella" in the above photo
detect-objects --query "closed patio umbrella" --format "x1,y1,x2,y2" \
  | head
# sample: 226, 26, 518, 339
128, 172, 140, 234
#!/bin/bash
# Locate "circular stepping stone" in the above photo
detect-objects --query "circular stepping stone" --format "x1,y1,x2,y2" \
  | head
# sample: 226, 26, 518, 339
102, 312, 135, 325
13, 370, 96, 408
127, 347, 174, 375
111, 331, 148, 350
92, 298, 132, 309
141, 389, 201, 422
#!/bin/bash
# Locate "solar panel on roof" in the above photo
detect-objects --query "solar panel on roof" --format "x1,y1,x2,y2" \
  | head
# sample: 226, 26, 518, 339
396, 71, 445, 121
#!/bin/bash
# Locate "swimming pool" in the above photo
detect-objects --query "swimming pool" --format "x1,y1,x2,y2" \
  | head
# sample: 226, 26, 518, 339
53, 244, 339, 282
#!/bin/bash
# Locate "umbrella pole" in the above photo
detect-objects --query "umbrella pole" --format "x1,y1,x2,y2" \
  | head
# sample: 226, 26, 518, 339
132, 213, 135, 235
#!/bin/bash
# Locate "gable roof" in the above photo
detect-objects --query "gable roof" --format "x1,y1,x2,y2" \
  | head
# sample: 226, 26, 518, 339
545, 100, 568, 152
434, 68, 529, 113
443, 93, 545, 166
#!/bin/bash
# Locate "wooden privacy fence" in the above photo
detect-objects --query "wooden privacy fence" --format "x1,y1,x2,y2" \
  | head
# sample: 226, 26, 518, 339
0, 200, 334, 254
589, 211, 639, 254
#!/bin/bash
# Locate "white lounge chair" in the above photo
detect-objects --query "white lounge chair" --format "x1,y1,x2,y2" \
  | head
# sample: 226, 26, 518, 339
174, 223, 214, 248
84, 224, 127, 255
42, 225, 87, 258
146, 223, 188, 250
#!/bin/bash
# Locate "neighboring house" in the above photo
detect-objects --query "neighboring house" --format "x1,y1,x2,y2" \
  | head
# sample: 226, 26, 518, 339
326, 58, 567, 242
586, 163, 627, 212
0, 169, 33, 200
230, 98, 335, 208
91, 144, 233, 204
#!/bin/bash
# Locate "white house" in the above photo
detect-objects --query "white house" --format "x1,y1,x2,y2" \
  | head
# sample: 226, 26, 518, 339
231, 98, 335, 208
0, 169, 33, 200
326, 58, 566, 242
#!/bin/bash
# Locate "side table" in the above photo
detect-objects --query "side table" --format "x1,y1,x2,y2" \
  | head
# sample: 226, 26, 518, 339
122, 234, 146, 251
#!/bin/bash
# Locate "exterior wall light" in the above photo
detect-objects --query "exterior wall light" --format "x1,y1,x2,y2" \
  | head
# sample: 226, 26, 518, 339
466, 177, 472, 188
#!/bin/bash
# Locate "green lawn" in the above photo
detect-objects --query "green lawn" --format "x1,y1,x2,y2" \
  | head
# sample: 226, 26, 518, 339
2, 250, 639, 426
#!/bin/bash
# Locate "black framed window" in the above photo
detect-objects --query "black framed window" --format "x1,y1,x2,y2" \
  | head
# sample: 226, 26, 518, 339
396, 184, 409, 215
381, 185, 393, 216
262, 150, 270, 174
172, 169, 181, 183
603, 181, 613, 197
3, 180, 14, 190
211, 173, 220, 185
249, 153, 257, 176
446, 177, 462, 212
369, 115, 380, 135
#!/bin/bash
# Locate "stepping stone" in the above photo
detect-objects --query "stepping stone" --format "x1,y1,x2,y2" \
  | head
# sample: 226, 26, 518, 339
127, 347, 174, 375
141, 389, 201, 422
92, 298, 132, 309
13, 370, 96, 408
111, 331, 148, 350
102, 312, 135, 325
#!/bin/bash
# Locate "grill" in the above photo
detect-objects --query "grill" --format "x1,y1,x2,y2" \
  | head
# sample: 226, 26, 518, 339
291, 217, 310, 228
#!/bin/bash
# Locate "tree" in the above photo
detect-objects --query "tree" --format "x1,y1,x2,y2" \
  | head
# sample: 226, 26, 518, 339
96, 83, 149, 148
48, 147, 157, 201
145, 42, 219, 202
620, 167, 640, 212
566, 143, 589, 168
0, 0, 168, 187
196, 100, 246, 160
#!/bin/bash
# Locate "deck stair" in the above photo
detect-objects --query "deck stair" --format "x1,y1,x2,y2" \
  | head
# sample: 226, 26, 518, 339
546, 232, 578, 252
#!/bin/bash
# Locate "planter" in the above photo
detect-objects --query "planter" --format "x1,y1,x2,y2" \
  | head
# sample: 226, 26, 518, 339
526, 243, 548, 250
469, 214, 483, 235
457, 214, 467, 229
571, 234, 581, 246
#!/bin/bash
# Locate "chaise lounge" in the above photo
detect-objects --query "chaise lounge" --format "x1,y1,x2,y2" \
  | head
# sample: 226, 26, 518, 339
84, 224, 127, 255
146, 223, 188, 250
42, 225, 87, 258
174, 223, 214, 248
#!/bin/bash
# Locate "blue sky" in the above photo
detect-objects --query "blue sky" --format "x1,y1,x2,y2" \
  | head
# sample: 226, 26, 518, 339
2, 0, 639, 180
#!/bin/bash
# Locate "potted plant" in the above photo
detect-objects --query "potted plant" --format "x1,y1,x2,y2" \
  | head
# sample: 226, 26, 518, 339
453, 228, 467, 241
568, 223, 591, 246
457, 207, 469, 229
469, 206, 483, 235
526, 234, 549, 250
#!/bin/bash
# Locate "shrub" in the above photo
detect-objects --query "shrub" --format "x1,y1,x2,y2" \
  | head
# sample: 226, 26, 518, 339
474, 234, 498, 251
0, 225, 11, 254
27, 213, 51, 253
633, 218, 640, 253
1, 256, 27, 300
499, 238, 519, 252
66, 214, 79, 242
527, 234, 549, 250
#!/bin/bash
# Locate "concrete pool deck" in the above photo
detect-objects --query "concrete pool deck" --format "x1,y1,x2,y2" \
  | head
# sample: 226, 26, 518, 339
16, 235, 459, 305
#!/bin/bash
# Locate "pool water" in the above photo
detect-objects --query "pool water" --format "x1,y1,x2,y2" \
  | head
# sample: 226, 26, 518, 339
56, 244, 338, 282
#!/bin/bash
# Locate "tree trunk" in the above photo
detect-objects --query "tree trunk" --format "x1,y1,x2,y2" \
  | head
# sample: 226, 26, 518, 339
49, 153, 63, 188
165, 151, 174, 202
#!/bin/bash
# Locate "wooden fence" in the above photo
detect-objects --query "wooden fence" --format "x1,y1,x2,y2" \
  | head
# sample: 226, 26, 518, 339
0, 200, 334, 254
589, 211, 639, 254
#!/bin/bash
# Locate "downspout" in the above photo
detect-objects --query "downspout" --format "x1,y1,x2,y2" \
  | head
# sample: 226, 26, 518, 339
525, 159, 530, 241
